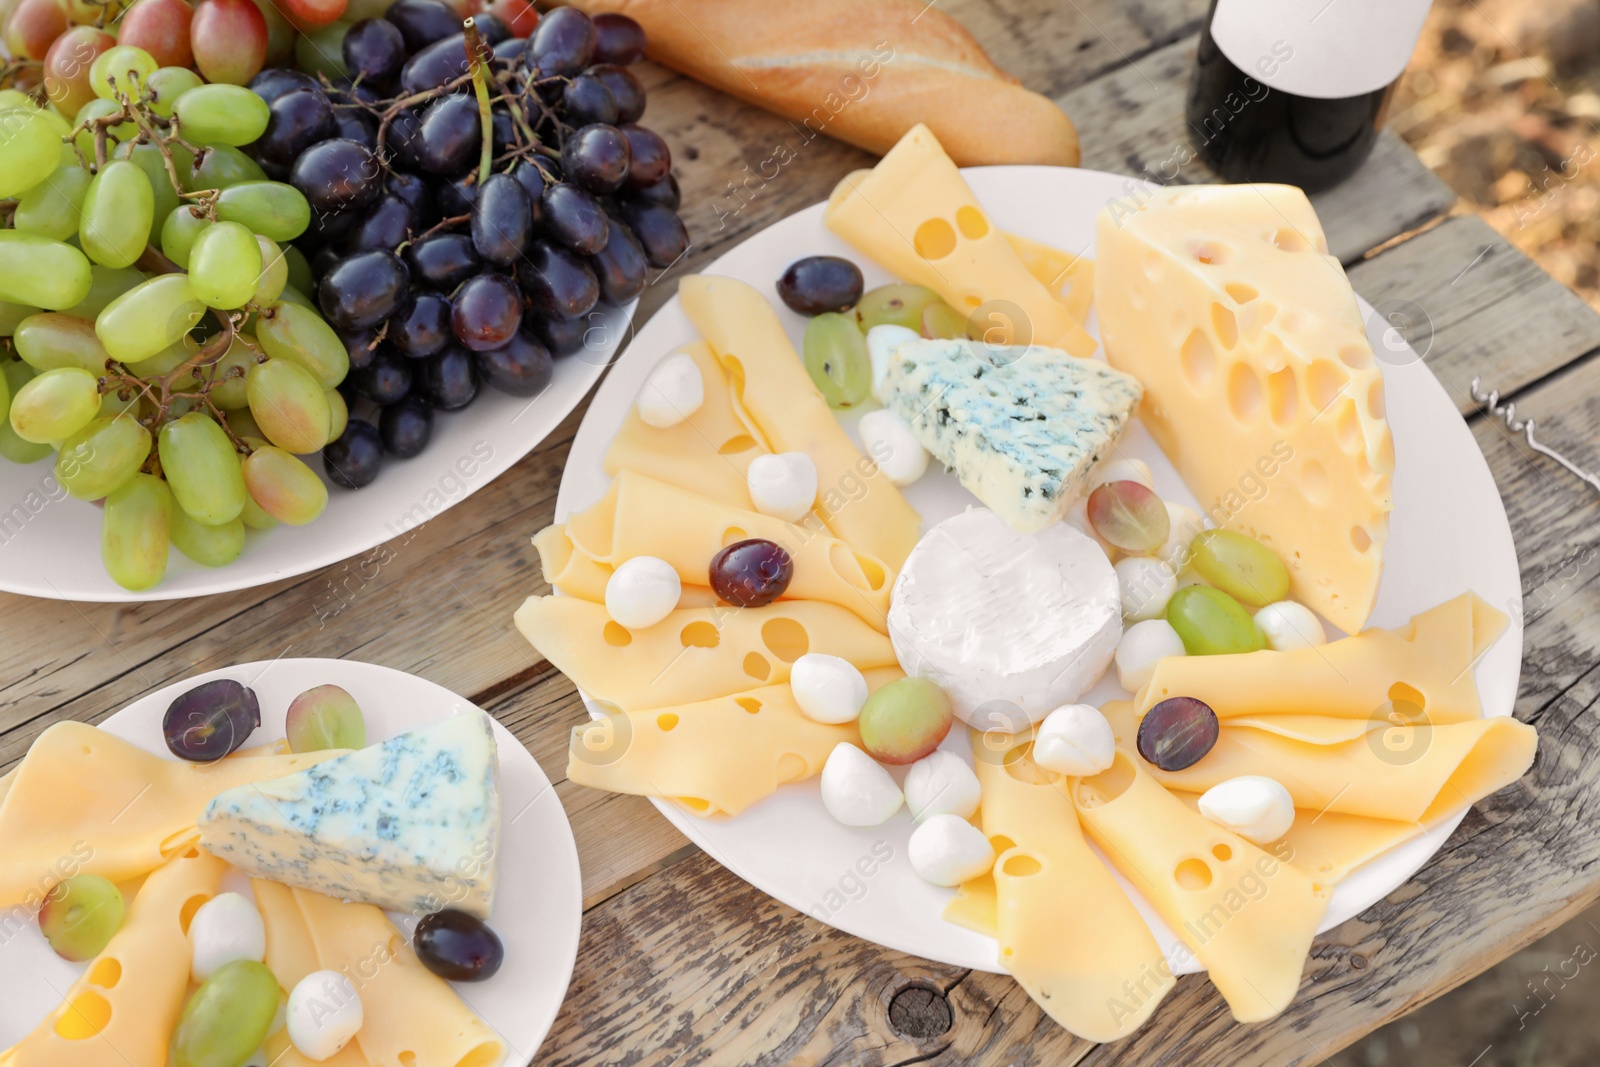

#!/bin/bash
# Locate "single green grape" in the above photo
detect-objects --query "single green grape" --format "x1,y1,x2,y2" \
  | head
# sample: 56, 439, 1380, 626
63, 266, 147, 321
10, 367, 100, 444
857, 676, 954, 765
242, 445, 327, 525
247, 358, 331, 454
0, 107, 62, 199
13, 163, 92, 241
184, 145, 266, 192
102, 472, 171, 591
854, 283, 942, 332
169, 508, 246, 567
285, 684, 366, 752
74, 97, 138, 143
95, 274, 205, 364
252, 237, 289, 307
188, 222, 262, 311
283, 245, 313, 295
112, 140, 189, 245
170, 959, 279, 1067
171, 84, 270, 146
1166, 585, 1266, 656
296, 21, 352, 79
325, 387, 348, 441
37, 874, 126, 962
275, 284, 316, 312
55, 415, 151, 500
802, 312, 872, 410
145, 66, 203, 117
161, 206, 212, 269
89, 45, 159, 100
238, 490, 278, 530
215, 182, 311, 242
201, 334, 259, 410
1188, 529, 1291, 607
14, 313, 113, 373
158, 413, 247, 526
920, 301, 968, 340
0, 361, 50, 463
79, 160, 155, 270
0, 232, 94, 310
255, 302, 348, 388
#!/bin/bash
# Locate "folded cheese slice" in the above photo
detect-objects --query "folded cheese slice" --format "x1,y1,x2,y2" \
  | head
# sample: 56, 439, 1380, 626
1096, 183, 1394, 634
604, 339, 765, 509
1004, 231, 1095, 326
0, 849, 226, 1067
291, 887, 504, 1067
1135, 593, 1508, 724
532, 524, 720, 608
566, 471, 893, 629
943, 871, 998, 939
515, 595, 898, 711
254, 879, 370, 1067
678, 274, 922, 569
974, 732, 1173, 1040
822, 124, 1096, 358
0, 721, 339, 908
1074, 753, 1331, 1023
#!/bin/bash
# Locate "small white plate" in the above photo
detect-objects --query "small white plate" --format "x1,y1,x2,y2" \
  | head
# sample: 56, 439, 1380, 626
553, 168, 1522, 975
0, 301, 634, 603
0, 659, 582, 1065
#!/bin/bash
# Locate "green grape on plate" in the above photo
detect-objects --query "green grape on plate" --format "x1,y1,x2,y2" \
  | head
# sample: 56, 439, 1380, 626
14, 313, 113, 373
188, 222, 262, 311
161, 206, 212, 269
55, 414, 151, 500
170, 959, 279, 1067
12, 162, 92, 242
215, 181, 311, 242
169, 509, 246, 567
0, 107, 62, 199
95, 274, 205, 364
102, 472, 172, 591
9, 367, 101, 444
802, 312, 872, 410
0, 233, 94, 310
89, 44, 159, 100
247, 358, 330, 454
242, 445, 327, 526
171, 84, 270, 147
255, 302, 348, 388
79, 160, 157, 270
158, 412, 247, 526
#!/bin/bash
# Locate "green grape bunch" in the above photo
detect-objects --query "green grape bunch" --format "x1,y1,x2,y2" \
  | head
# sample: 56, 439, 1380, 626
0, 45, 342, 592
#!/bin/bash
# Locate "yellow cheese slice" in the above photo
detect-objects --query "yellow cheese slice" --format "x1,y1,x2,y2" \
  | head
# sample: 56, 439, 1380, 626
677, 274, 922, 569
566, 471, 893, 630
1169, 793, 1423, 885
1073, 753, 1330, 1023
1095, 183, 1394, 634
515, 595, 897, 712
254, 879, 370, 1067
532, 523, 720, 608
973, 732, 1174, 1040
1140, 714, 1538, 824
821, 124, 1096, 359
1003, 231, 1095, 326
292, 887, 503, 1067
0, 722, 340, 908
1135, 593, 1507, 724
603, 340, 765, 508
942, 871, 998, 939
0, 848, 226, 1067
568, 680, 887, 817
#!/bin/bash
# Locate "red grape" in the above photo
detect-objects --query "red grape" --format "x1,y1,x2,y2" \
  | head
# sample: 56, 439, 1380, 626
1136, 696, 1219, 771
41, 24, 112, 116
486, 0, 534, 37
281, 0, 345, 30
4, 0, 68, 61
190, 0, 268, 84
709, 539, 793, 608
163, 679, 261, 761
118, 0, 194, 68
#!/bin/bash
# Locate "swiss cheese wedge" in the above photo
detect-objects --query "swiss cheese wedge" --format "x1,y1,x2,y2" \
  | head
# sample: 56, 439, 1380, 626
1096, 183, 1394, 634
0, 721, 340, 907
1004, 231, 1096, 326
0, 849, 225, 1067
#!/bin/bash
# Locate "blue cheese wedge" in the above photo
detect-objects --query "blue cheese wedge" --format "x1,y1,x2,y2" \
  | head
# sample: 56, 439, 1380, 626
198, 713, 501, 919
879, 339, 1143, 532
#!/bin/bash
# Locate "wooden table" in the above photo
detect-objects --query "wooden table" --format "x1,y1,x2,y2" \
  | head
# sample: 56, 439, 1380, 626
6, 0, 1600, 1062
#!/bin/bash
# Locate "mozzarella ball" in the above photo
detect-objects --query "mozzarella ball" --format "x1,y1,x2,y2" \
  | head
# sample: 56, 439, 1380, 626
1032, 703, 1116, 776
865, 324, 920, 399
820, 742, 903, 826
1115, 555, 1177, 622
1116, 618, 1185, 693
1089, 457, 1153, 492
1064, 495, 1118, 560
1157, 501, 1205, 570
1198, 776, 1296, 844
188, 892, 267, 982
908, 814, 996, 886
287, 970, 364, 1062
904, 749, 981, 821
790, 653, 868, 724
636, 351, 704, 428
746, 451, 819, 522
1255, 601, 1327, 652
857, 409, 929, 486
604, 556, 681, 630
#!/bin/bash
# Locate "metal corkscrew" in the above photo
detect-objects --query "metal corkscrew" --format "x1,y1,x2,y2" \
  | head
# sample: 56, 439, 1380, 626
1470, 377, 1600, 495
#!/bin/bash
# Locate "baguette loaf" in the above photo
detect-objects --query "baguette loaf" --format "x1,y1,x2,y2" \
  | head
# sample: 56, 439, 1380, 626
555, 0, 1080, 166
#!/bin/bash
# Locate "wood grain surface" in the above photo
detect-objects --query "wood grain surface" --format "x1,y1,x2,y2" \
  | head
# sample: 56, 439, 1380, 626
3, 0, 1598, 1064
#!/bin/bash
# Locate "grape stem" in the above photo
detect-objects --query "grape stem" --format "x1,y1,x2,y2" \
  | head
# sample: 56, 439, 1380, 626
372, 70, 478, 165
464, 18, 495, 187
397, 212, 471, 253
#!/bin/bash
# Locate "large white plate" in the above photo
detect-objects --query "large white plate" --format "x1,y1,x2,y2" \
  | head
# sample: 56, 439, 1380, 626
0, 302, 634, 602
0, 659, 582, 1065
554, 167, 1522, 975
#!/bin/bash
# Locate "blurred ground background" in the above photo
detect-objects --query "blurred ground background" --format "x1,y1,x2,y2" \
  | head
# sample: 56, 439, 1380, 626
1328, 2, 1600, 1063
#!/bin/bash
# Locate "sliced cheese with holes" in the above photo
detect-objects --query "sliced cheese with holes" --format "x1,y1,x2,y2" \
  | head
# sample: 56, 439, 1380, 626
604, 340, 765, 508
1004, 231, 1095, 326
514, 595, 897, 712
822, 124, 1095, 359
1139, 714, 1537, 824
533, 523, 720, 608
1074, 752, 1330, 1023
678, 274, 922, 569
1096, 183, 1394, 634
1169, 793, 1422, 886
0, 849, 225, 1067
568, 677, 905, 816
254, 879, 370, 1067
943, 870, 998, 939
567, 470, 893, 629
292, 887, 503, 1067
0, 722, 341, 908
1135, 593, 1507, 724
973, 731, 1173, 1040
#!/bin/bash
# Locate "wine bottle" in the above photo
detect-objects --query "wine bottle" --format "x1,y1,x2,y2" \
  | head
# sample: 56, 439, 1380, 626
1186, 0, 1432, 192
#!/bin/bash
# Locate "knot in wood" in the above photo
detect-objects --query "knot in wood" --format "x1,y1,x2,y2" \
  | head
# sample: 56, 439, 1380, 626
888, 984, 953, 1040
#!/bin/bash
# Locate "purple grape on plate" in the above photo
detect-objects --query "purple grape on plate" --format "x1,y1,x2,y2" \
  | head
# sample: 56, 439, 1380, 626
1136, 696, 1219, 771
710, 538, 793, 608
414, 909, 504, 982
163, 679, 261, 762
